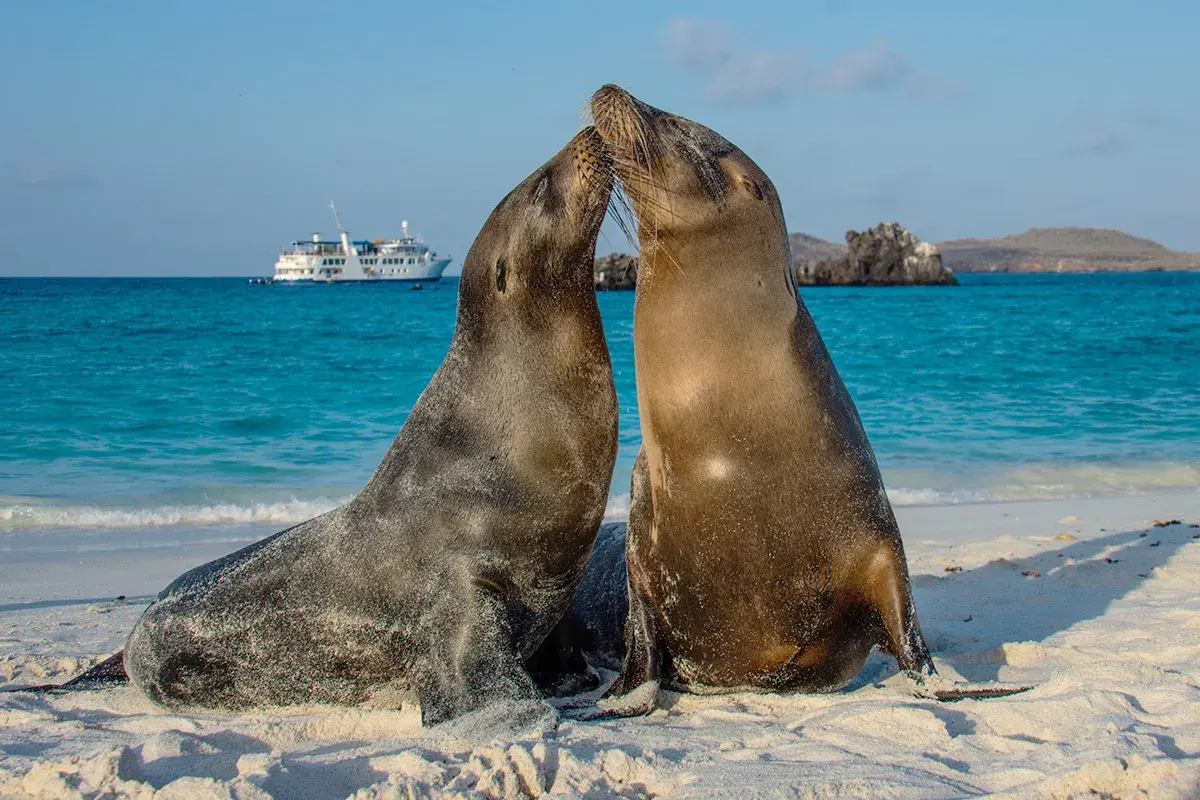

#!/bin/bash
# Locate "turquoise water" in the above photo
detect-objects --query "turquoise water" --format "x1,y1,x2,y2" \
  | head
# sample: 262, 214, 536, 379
2, 274, 1198, 531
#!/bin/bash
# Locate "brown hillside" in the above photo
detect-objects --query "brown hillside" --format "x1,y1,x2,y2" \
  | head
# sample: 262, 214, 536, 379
788, 233, 847, 266
935, 227, 1200, 273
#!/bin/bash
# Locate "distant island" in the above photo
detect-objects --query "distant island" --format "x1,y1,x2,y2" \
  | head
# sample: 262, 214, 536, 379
595, 226, 1200, 290
794, 227, 1200, 275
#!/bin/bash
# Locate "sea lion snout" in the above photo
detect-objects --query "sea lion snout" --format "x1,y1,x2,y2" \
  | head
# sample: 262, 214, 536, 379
589, 85, 653, 162
563, 126, 614, 222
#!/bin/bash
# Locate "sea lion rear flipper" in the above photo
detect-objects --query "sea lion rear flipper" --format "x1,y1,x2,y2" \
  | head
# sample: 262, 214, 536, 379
415, 579, 548, 728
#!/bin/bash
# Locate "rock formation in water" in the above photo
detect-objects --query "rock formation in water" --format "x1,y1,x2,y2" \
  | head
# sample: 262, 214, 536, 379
795, 223, 958, 286
594, 253, 638, 291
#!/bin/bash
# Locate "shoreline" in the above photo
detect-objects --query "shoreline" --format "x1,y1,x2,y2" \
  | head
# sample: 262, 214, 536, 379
3, 489, 1198, 606
2, 490, 1199, 796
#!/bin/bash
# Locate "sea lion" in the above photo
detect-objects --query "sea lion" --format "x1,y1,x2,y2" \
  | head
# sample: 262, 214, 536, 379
113, 127, 618, 725
586, 85, 1027, 713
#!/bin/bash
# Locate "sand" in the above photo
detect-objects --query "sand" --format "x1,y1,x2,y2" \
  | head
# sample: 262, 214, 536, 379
2, 492, 1199, 798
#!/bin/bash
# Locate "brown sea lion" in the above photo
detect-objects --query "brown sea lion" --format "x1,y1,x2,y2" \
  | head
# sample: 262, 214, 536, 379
586, 85, 1028, 713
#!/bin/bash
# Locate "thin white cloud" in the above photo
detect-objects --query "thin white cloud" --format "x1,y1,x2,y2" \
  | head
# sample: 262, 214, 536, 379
708, 50, 807, 104
664, 18, 732, 70
664, 19, 955, 105
817, 39, 913, 92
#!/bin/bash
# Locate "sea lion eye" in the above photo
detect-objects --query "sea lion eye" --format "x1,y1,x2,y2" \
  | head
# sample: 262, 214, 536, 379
495, 257, 507, 293
739, 176, 764, 201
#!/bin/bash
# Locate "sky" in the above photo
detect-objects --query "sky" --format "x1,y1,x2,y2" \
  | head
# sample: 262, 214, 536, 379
2, 0, 1198, 276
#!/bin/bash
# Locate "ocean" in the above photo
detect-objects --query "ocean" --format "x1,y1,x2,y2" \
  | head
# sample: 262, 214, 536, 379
2, 273, 1198, 535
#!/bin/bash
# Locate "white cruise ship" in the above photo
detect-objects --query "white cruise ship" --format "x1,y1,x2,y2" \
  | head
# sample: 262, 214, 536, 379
270, 204, 451, 283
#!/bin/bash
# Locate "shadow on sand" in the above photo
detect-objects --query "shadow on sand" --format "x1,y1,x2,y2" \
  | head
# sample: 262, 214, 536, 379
0, 595, 153, 614
890, 520, 1198, 684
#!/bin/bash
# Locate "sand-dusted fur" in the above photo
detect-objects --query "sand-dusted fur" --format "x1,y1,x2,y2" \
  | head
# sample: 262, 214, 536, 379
122, 128, 619, 726
587, 85, 977, 714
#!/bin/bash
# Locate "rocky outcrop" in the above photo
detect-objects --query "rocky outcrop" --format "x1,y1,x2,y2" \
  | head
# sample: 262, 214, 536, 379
796, 223, 957, 286
594, 253, 638, 291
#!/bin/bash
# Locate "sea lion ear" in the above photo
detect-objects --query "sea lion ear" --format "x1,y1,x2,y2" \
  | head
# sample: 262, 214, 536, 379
738, 176, 764, 201
495, 257, 507, 293
533, 175, 550, 206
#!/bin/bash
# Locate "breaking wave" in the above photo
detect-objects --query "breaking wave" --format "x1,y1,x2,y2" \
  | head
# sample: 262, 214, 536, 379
603, 462, 1200, 519
888, 462, 1200, 507
0, 497, 348, 531
3, 462, 1197, 530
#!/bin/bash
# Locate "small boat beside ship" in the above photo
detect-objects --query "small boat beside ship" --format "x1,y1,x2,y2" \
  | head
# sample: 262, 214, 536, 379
257, 203, 451, 284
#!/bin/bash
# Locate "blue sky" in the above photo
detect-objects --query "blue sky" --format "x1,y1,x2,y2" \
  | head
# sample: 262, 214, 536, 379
2, 0, 1197, 276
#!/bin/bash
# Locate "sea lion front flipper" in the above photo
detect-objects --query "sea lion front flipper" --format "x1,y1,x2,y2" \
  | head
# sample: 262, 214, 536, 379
596, 578, 662, 717
595, 451, 661, 718
62, 651, 129, 689
2, 651, 129, 694
863, 542, 938, 682
867, 544, 1037, 702
914, 680, 1036, 701
415, 579, 547, 728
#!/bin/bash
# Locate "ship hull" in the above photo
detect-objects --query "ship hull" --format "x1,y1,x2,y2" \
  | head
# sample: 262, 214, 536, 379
268, 275, 446, 285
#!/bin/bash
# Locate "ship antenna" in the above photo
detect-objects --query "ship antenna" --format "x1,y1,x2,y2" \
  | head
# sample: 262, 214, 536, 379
330, 201, 345, 234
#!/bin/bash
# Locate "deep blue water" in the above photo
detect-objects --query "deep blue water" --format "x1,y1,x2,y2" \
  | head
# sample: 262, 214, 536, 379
2, 274, 1198, 530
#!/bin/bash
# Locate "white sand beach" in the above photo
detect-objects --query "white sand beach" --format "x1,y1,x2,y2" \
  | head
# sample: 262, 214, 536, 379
3, 491, 1199, 798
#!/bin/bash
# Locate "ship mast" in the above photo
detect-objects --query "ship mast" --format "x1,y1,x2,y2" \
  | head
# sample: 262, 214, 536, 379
330, 201, 366, 277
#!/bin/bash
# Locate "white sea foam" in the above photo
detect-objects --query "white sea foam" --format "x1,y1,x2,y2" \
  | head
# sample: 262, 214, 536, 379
0, 497, 348, 531
602, 462, 1200, 517
888, 462, 1200, 506
5, 461, 1197, 531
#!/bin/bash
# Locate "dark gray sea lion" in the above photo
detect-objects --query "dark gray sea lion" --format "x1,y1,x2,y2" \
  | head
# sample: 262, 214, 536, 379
110, 127, 618, 725
585, 85, 1029, 714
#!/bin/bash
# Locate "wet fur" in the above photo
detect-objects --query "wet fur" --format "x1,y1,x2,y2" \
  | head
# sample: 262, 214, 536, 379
119, 129, 619, 725
588, 85, 941, 710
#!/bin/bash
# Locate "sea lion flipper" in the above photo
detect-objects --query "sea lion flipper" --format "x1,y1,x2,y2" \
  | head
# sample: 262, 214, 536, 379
910, 673, 1036, 702
866, 544, 937, 680
1, 651, 129, 694
867, 549, 1037, 702
62, 651, 129, 689
597, 452, 661, 717
921, 683, 1037, 701
599, 582, 662, 717
415, 582, 545, 727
